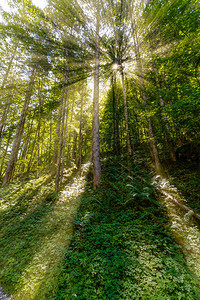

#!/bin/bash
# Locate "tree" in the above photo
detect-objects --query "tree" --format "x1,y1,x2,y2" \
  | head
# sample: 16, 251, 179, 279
92, 0, 101, 187
2, 66, 36, 187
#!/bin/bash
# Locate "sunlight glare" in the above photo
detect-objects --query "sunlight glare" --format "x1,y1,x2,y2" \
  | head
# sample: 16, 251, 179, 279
0, 0, 47, 11
32, 0, 47, 9
112, 63, 118, 71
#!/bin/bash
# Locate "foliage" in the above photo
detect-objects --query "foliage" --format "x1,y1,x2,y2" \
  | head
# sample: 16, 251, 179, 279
0, 154, 200, 299
0, 0, 200, 298
56, 157, 200, 299
0, 164, 86, 299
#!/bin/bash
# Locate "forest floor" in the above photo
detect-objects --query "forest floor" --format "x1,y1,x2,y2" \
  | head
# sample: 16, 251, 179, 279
0, 155, 200, 299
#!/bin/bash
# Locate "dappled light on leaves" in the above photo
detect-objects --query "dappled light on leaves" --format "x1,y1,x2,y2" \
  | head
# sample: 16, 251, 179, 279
0, 163, 90, 299
154, 175, 200, 280
0, 0, 200, 298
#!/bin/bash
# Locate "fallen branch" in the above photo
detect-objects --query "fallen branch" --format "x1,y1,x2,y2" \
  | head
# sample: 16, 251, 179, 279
160, 190, 200, 221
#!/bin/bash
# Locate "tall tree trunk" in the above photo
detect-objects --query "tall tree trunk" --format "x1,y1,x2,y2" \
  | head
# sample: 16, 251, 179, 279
0, 129, 12, 177
49, 116, 53, 162
120, 66, 132, 156
2, 67, 36, 187
172, 83, 183, 147
112, 76, 116, 153
0, 42, 19, 148
27, 88, 42, 176
55, 89, 69, 192
19, 110, 35, 172
77, 89, 83, 168
67, 98, 75, 165
151, 57, 177, 161
132, 24, 163, 173
72, 130, 77, 162
0, 95, 12, 150
52, 70, 67, 176
37, 84, 42, 178
60, 93, 69, 184
111, 74, 120, 154
92, 0, 101, 187
26, 128, 39, 175
0, 42, 18, 91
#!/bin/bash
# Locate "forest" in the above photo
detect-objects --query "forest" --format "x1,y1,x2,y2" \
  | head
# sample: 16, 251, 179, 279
0, 0, 200, 299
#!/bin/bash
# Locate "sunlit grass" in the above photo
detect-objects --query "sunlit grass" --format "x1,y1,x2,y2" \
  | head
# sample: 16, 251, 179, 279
56, 157, 200, 299
1, 158, 200, 299
0, 163, 90, 299
155, 175, 200, 280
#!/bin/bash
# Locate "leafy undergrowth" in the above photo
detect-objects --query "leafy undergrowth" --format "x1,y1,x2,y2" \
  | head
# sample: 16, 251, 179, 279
0, 164, 90, 299
0, 157, 200, 299
166, 161, 200, 214
56, 157, 200, 300
159, 160, 200, 284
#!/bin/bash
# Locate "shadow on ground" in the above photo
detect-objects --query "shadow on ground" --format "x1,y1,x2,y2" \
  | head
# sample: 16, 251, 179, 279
55, 157, 200, 300
0, 159, 200, 299
165, 161, 200, 214
0, 165, 90, 299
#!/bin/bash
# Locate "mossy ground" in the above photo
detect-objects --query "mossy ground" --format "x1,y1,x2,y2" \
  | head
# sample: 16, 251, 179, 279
0, 157, 200, 299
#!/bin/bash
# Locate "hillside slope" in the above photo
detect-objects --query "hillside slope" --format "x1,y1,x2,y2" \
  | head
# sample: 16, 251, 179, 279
0, 156, 200, 299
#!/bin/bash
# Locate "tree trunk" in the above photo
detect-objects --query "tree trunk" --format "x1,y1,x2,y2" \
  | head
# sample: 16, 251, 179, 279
19, 110, 35, 172
0, 129, 12, 178
72, 130, 77, 162
27, 89, 42, 176
52, 70, 67, 176
55, 89, 69, 192
2, 67, 36, 187
60, 93, 69, 184
66, 98, 75, 165
92, 0, 101, 187
121, 67, 132, 156
37, 84, 42, 178
49, 117, 52, 162
173, 83, 183, 147
0, 95, 12, 150
77, 88, 84, 168
151, 58, 177, 162
26, 130, 38, 175
111, 75, 120, 154
132, 23, 163, 173
0, 42, 18, 91
0, 42, 19, 149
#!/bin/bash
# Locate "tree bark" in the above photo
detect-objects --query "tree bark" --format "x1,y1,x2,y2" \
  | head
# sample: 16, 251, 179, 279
0, 95, 12, 150
92, 0, 101, 187
49, 116, 53, 162
66, 97, 75, 165
151, 57, 177, 161
121, 67, 132, 156
52, 70, 67, 176
2, 67, 36, 187
26, 129, 39, 175
0, 42, 18, 91
111, 74, 120, 154
132, 23, 163, 173
0, 129, 12, 178
55, 88, 68, 192
19, 110, 35, 172
37, 83, 42, 178
72, 130, 77, 162
26, 92, 42, 176
60, 93, 69, 184
77, 88, 84, 168
0, 43, 19, 149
